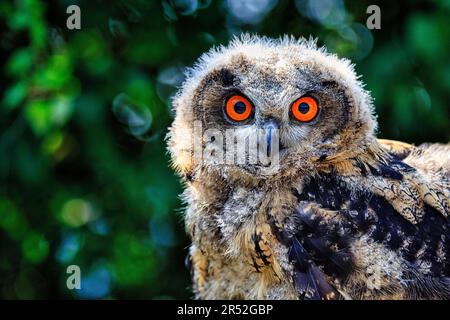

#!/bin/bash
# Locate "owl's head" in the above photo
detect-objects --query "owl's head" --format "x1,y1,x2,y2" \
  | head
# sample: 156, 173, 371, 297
168, 35, 377, 183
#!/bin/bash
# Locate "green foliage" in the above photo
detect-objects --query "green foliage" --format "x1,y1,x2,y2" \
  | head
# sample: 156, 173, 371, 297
0, 0, 449, 299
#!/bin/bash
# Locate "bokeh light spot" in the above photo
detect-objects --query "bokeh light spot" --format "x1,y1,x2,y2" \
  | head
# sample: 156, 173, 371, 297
61, 198, 94, 228
227, 0, 278, 24
112, 93, 153, 137
22, 232, 49, 264
56, 233, 81, 264
76, 262, 111, 299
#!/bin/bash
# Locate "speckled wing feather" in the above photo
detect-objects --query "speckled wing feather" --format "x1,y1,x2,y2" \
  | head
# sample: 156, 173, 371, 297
278, 142, 450, 299
378, 139, 415, 160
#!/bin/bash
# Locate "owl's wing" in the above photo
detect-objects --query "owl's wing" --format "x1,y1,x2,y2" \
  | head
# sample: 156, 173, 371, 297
278, 143, 450, 300
287, 229, 343, 300
366, 142, 449, 224
278, 194, 356, 300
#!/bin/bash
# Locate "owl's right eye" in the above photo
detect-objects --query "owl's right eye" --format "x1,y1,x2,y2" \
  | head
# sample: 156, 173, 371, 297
224, 95, 253, 122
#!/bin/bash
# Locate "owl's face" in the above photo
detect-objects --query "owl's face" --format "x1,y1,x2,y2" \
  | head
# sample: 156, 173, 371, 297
168, 36, 377, 182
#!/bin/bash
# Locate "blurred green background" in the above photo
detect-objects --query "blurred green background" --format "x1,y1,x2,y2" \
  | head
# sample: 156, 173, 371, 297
0, 0, 449, 299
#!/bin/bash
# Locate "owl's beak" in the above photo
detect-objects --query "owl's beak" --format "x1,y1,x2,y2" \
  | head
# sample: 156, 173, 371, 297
263, 120, 279, 158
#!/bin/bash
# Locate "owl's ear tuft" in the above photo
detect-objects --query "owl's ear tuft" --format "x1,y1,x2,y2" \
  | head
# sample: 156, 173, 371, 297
320, 80, 339, 88
184, 172, 194, 182
214, 68, 236, 87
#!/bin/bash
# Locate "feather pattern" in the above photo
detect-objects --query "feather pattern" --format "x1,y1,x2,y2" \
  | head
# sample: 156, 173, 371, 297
289, 237, 339, 300
285, 148, 450, 298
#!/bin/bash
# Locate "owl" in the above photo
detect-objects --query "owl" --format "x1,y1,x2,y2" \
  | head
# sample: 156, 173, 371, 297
167, 35, 450, 300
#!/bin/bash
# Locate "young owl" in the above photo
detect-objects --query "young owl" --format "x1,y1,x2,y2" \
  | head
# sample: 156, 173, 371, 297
167, 35, 450, 300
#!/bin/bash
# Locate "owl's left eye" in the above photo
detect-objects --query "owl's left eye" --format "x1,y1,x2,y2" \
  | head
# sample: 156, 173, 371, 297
224, 95, 253, 122
291, 95, 319, 122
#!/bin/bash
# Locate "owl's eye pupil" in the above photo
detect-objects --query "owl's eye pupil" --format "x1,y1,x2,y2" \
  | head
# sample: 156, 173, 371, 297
298, 102, 310, 114
234, 101, 247, 114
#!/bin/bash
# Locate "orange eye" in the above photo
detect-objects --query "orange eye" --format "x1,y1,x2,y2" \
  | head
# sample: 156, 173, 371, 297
225, 95, 253, 122
291, 96, 319, 122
